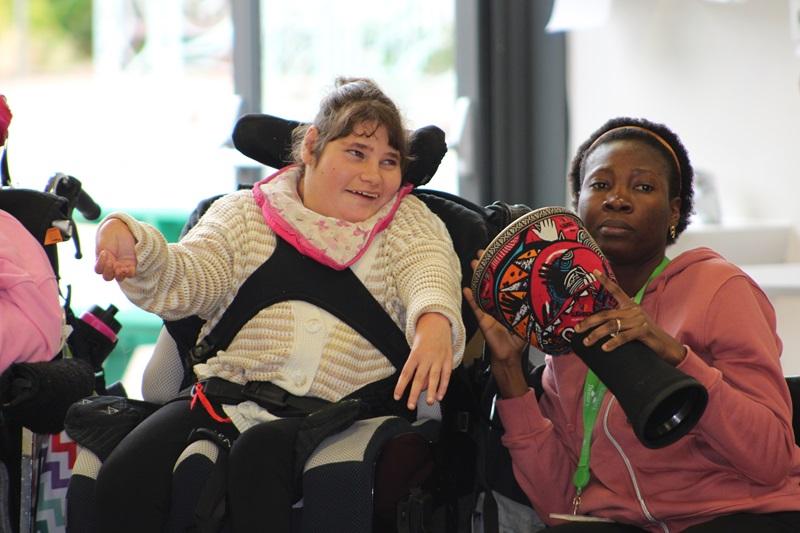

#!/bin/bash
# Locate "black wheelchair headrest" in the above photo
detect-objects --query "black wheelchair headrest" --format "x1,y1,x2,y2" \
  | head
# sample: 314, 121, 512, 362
232, 113, 447, 187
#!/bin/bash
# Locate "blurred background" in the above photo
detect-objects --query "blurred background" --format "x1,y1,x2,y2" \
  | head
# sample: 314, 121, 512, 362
2, 0, 800, 390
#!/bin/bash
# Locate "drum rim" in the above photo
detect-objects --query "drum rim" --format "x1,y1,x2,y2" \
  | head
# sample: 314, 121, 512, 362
470, 206, 580, 299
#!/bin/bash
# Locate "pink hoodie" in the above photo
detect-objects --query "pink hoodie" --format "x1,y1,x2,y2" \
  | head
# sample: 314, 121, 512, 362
497, 247, 800, 532
0, 210, 63, 373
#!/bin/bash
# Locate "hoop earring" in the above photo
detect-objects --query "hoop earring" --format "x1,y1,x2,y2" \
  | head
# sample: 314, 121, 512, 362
669, 225, 677, 240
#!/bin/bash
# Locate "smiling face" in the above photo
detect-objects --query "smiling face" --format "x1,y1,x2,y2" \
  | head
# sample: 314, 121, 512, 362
577, 139, 681, 267
298, 122, 403, 223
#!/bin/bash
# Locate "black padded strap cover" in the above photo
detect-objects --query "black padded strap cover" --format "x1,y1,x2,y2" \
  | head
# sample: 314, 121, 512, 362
188, 238, 410, 372
1, 148, 9, 186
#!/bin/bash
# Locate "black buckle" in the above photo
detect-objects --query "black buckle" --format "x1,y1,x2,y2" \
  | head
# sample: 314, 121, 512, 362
187, 427, 232, 451
241, 381, 288, 410
188, 339, 214, 365
193, 378, 245, 405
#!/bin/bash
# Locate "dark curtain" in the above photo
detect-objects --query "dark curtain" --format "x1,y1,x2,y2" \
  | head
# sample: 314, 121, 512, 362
456, 0, 568, 209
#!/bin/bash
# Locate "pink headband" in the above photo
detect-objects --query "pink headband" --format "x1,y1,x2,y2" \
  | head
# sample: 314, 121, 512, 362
588, 125, 682, 194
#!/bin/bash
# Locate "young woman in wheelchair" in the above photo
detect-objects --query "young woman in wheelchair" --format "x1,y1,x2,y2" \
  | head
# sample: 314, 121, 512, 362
465, 117, 800, 532
92, 77, 465, 532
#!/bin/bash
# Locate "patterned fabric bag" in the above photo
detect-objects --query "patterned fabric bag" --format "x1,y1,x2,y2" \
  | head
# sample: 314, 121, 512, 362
33, 432, 78, 533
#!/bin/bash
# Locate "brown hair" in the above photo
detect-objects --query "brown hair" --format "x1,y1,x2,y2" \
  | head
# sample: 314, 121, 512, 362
291, 77, 409, 173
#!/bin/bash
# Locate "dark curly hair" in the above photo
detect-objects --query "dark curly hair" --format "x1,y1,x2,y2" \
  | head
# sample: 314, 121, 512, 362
568, 117, 694, 244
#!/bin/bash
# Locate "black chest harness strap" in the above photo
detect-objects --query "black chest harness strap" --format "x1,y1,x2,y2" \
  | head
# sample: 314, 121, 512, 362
185, 237, 414, 417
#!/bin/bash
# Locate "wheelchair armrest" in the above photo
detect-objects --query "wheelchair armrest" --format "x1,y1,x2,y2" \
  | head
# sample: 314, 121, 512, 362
0, 358, 95, 434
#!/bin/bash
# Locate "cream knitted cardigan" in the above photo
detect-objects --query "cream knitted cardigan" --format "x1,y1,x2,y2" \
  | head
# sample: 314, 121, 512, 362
111, 188, 465, 403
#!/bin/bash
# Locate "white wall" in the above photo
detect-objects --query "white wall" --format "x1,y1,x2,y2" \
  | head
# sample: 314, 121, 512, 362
567, 0, 800, 373
567, 0, 800, 225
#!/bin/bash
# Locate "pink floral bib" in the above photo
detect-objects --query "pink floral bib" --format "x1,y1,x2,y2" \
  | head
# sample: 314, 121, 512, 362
252, 165, 411, 270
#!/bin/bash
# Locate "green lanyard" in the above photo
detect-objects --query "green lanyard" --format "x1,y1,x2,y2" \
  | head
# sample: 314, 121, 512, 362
571, 256, 671, 514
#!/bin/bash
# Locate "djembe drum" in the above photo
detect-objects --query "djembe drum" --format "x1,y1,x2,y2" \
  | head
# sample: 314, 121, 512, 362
471, 207, 707, 448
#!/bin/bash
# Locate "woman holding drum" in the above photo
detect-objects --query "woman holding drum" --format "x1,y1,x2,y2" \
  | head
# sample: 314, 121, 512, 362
465, 117, 800, 532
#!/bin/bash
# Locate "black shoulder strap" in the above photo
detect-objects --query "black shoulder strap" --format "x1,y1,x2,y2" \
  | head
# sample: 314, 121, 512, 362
188, 238, 410, 371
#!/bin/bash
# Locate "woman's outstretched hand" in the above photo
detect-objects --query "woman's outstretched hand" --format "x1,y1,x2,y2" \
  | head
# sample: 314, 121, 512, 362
575, 270, 686, 366
95, 218, 138, 282
463, 254, 530, 398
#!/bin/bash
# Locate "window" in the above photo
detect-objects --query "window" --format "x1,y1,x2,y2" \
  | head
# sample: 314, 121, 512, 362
2, 0, 238, 390
259, 0, 458, 193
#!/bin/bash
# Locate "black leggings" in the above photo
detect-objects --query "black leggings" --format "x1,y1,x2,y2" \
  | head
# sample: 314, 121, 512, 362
95, 399, 304, 533
541, 511, 800, 532
227, 418, 304, 533
95, 399, 238, 533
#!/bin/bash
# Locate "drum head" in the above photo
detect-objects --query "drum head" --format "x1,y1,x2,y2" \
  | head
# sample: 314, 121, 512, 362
471, 207, 617, 355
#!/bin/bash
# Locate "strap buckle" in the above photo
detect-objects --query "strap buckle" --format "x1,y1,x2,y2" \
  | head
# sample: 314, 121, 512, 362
188, 339, 214, 365
190, 381, 232, 423
242, 381, 289, 410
